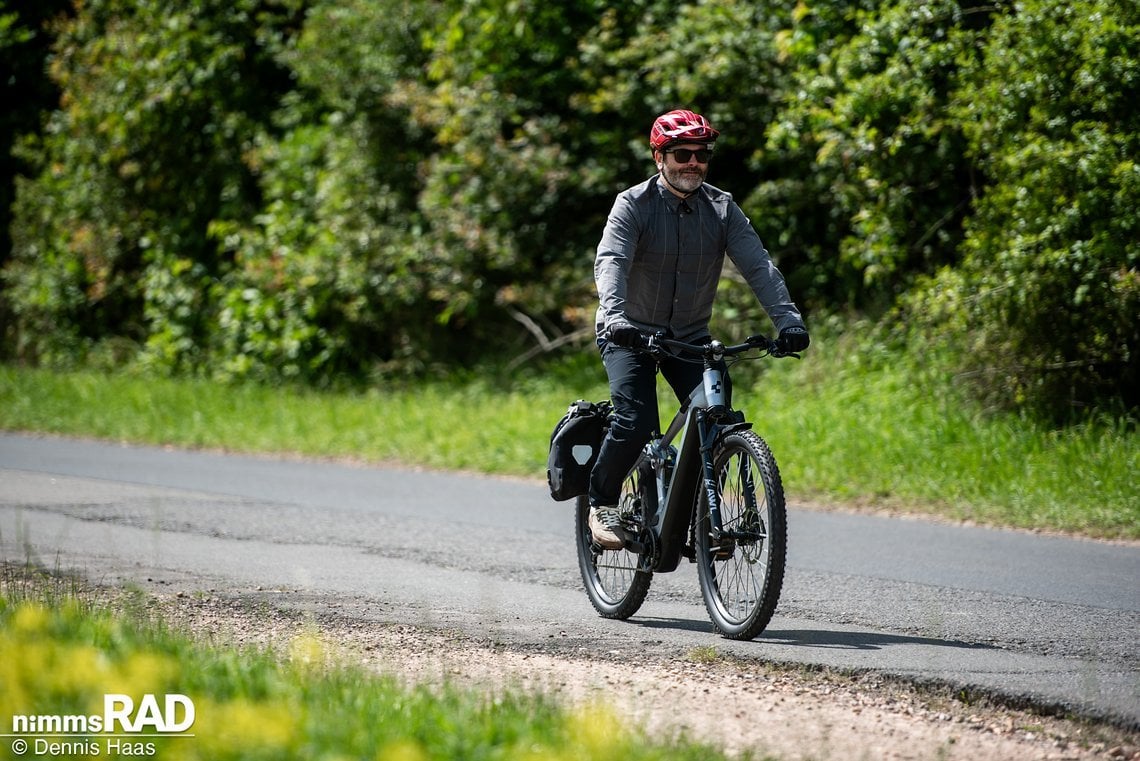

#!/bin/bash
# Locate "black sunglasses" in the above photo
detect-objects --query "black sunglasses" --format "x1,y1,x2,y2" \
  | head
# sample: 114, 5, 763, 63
664, 147, 713, 163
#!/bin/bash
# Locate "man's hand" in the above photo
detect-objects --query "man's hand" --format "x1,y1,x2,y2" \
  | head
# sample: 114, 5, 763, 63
606, 323, 645, 349
777, 326, 810, 353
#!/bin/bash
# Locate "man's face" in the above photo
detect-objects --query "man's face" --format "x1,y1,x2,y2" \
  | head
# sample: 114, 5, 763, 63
657, 142, 712, 194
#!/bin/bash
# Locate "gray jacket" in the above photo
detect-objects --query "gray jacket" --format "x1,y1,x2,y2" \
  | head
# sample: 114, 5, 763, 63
595, 175, 805, 343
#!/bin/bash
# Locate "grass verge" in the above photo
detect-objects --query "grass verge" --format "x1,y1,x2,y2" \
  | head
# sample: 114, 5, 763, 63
0, 566, 738, 761
0, 330, 1135, 539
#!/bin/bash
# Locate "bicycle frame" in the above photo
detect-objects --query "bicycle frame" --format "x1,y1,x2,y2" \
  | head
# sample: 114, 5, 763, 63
638, 362, 754, 573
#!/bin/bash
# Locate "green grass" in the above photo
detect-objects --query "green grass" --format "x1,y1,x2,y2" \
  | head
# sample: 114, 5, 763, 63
0, 571, 738, 761
1, 332, 1136, 539
0, 361, 605, 476
740, 332, 1139, 539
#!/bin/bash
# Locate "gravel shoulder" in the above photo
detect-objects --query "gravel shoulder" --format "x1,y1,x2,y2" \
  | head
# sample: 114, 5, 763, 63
8, 566, 1131, 761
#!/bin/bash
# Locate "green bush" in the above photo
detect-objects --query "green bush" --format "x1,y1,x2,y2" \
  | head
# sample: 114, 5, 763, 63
909, 0, 1140, 420
755, 0, 991, 310
4, 0, 296, 371
2, 0, 1137, 417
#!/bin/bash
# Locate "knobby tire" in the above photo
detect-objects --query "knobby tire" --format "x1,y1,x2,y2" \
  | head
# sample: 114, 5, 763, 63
695, 429, 787, 640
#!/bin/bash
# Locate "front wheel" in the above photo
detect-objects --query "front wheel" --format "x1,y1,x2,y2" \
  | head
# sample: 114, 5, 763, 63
695, 429, 787, 640
575, 468, 653, 620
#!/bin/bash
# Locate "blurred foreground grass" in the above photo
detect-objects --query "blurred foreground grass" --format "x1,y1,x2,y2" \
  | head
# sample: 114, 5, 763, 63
0, 569, 731, 761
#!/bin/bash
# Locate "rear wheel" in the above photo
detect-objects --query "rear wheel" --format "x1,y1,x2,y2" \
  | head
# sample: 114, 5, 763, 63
695, 429, 787, 640
575, 468, 653, 620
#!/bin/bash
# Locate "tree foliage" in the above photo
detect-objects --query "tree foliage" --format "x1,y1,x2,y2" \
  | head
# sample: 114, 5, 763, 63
908, 0, 1140, 419
0, 0, 72, 345
5, 0, 300, 369
2, 0, 1137, 417
757, 0, 985, 309
205, 0, 440, 381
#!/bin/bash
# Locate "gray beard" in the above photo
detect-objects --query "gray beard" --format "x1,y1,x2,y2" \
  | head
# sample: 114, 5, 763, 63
661, 165, 706, 194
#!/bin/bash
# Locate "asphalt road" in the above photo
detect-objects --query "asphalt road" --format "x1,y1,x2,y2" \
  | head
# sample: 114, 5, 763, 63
1, 432, 1137, 727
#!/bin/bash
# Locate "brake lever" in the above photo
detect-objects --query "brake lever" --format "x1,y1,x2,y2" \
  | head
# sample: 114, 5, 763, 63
770, 348, 802, 360
643, 331, 667, 359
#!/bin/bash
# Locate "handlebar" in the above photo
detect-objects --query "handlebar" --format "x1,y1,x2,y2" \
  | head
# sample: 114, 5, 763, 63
641, 331, 801, 361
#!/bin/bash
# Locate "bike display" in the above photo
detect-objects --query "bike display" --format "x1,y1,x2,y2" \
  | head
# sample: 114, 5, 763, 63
574, 332, 796, 640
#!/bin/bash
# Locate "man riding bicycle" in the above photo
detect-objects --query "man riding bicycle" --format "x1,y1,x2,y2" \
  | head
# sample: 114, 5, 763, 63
588, 108, 810, 549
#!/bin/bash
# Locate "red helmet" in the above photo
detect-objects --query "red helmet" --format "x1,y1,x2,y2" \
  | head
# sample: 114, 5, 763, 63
649, 109, 720, 151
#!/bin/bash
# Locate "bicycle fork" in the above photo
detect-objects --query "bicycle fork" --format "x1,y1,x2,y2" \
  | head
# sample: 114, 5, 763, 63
697, 407, 765, 553
696, 410, 727, 544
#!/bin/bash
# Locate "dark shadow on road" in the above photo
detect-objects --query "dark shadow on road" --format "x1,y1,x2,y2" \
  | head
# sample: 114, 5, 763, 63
759, 628, 996, 652
628, 618, 997, 652
629, 616, 715, 634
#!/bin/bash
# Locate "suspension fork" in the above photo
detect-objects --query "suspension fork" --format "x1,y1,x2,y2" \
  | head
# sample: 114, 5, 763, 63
740, 455, 761, 516
696, 410, 725, 542
697, 411, 763, 543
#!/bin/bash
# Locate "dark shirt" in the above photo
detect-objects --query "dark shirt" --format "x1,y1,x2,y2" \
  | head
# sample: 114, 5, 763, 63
595, 175, 805, 342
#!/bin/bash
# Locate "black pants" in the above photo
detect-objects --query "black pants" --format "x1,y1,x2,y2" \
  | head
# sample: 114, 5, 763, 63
588, 341, 730, 507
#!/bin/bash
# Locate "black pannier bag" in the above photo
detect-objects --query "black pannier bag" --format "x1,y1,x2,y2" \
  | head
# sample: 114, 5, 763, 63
547, 400, 611, 501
